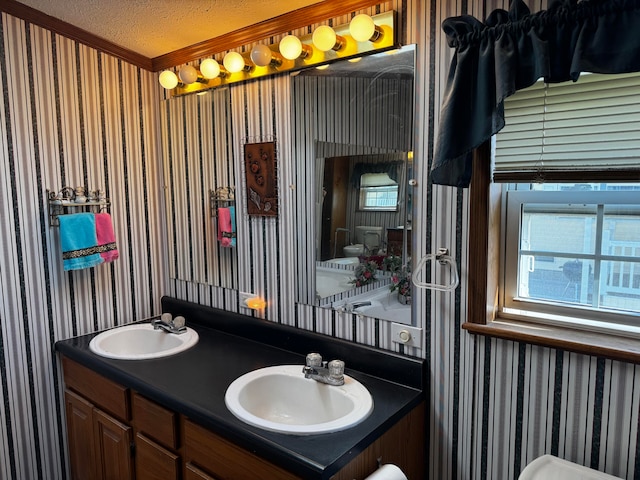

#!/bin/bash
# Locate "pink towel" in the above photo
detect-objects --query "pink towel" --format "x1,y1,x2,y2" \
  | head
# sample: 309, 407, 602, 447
217, 207, 234, 248
95, 212, 119, 262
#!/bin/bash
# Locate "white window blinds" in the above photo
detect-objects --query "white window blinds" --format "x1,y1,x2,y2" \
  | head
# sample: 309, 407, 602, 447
494, 72, 640, 180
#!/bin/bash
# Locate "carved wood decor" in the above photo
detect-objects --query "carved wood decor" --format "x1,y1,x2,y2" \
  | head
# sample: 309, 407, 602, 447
244, 141, 278, 217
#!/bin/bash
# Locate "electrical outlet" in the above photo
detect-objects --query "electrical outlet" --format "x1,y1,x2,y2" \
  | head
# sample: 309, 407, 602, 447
390, 323, 422, 348
239, 292, 254, 309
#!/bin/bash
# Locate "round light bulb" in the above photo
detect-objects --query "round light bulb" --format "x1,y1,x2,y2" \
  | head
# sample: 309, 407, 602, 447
250, 44, 273, 67
159, 70, 178, 89
279, 35, 303, 60
312, 25, 338, 52
178, 65, 198, 84
223, 52, 245, 73
349, 14, 377, 42
200, 58, 220, 79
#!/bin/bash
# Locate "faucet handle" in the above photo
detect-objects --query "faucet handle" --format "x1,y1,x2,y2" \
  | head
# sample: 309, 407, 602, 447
306, 352, 322, 367
161, 312, 172, 323
328, 360, 345, 381
172, 316, 186, 329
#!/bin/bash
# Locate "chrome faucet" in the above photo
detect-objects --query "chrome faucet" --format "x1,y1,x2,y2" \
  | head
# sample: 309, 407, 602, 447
302, 353, 345, 386
337, 301, 372, 314
151, 313, 187, 334
348, 301, 372, 313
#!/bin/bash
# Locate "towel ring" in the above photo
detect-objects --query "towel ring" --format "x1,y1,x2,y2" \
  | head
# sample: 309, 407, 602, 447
412, 247, 459, 292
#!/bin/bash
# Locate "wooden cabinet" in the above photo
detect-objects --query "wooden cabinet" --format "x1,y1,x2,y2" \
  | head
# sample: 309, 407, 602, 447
62, 356, 130, 421
182, 404, 426, 480
62, 357, 138, 480
387, 228, 411, 257
330, 402, 425, 480
132, 392, 178, 449
135, 433, 180, 480
64, 390, 97, 480
64, 389, 133, 480
184, 419, 299, 480
133, 392, 180, 480
93, 409, 134, 480
62, 356, 425, 480
185, 462, 218, 480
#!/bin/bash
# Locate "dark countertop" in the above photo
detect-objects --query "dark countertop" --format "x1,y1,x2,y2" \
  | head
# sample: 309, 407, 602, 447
55, 296, 426, 479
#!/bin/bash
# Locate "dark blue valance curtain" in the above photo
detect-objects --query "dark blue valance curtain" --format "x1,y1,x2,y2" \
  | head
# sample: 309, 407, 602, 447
431, 0, 640, 187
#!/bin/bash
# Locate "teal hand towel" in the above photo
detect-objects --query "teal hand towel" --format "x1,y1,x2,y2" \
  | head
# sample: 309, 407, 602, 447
229, 206, 237, 247
59, 213, 104, 271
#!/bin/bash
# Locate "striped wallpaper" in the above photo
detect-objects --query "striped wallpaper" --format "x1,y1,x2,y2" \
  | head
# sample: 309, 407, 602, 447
1, 1, 640, 479
0, 11, 166, 480
160, 87, 238, 288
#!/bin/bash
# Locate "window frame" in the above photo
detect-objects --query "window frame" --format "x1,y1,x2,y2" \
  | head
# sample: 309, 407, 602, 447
464, 145, 640, 363
357, 173, 399, 212
358, 184, 399, 212
502, 188, 640, 330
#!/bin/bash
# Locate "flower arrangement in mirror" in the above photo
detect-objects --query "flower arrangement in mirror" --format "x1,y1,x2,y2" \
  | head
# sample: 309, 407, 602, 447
382, 255, 402, 273
384, 255, 411, 302
350, 260, 379, 287
390, 270, 411, 295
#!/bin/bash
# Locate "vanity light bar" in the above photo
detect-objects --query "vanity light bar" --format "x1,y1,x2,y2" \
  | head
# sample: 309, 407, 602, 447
160, 11, 396, 97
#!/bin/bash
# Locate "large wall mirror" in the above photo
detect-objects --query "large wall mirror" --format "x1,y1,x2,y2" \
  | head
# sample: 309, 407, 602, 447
160, 87, 238, 288
292, 45, 416, 324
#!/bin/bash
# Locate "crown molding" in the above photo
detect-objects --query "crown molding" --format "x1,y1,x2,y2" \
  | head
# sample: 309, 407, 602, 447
0, 0, 385, 72
0, 0, 153, 70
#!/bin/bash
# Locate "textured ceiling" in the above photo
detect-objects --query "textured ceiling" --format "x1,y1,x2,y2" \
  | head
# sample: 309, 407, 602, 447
17, 0, 321, 58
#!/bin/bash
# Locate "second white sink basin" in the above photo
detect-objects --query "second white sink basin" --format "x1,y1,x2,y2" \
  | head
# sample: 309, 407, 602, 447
89, 323, 199, 360
225, 365, 373, 435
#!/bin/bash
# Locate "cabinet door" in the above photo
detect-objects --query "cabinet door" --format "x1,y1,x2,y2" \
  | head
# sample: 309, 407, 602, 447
132, 392, 178, 450
65, 390, 97, 480
135, 433, 180, 480
185, 462, 218, 480
184, 420, 299, 480
93, 408, 134, 480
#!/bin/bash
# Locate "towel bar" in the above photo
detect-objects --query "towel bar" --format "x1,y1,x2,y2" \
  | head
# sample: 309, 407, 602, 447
47, 188, 111, 227
210, 187, 235, 218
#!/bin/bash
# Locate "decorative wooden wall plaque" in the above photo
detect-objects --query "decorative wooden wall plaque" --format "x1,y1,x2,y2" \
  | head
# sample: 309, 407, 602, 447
244, 141, 278, 217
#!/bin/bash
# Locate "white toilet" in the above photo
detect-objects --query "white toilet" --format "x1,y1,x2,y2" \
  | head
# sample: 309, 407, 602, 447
343, 226, 383, 257
519, 455, 623, 480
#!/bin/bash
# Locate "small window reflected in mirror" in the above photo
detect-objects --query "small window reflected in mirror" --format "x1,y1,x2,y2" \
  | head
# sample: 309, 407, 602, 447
358, 173, 398, 211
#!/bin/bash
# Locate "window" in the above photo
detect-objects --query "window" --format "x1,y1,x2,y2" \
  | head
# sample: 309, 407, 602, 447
465, 71, 640, 358
358, 173, 398, 211
501, 183, 640, 333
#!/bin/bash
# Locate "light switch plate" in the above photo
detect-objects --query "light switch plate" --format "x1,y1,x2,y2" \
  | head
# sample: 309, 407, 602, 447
390, 323, 422, 348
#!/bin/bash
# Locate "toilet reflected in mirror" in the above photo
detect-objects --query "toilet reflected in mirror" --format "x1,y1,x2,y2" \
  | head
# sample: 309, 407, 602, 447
342, 227, 383, 258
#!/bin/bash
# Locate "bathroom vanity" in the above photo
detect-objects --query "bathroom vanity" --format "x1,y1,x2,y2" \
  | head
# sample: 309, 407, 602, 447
56, 297, 426, 480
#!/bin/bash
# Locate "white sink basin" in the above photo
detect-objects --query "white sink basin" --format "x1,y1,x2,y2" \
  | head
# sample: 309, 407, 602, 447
225, 365, 373, 435
89, 323, 199, 360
